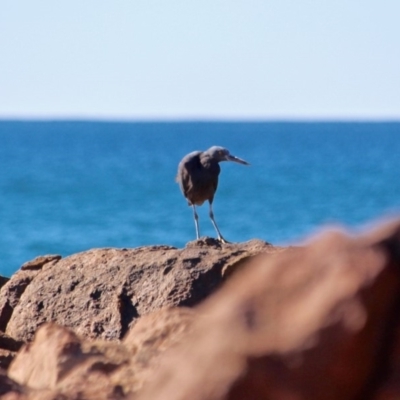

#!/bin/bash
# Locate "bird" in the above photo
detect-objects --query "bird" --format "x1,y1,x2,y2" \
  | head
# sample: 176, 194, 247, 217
176, 146, 250, 243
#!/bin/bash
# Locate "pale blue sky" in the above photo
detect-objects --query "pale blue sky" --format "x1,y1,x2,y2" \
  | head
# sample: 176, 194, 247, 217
1, 1, 399, 120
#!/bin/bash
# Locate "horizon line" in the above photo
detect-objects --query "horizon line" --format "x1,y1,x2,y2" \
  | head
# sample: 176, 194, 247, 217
0, 116, 400, 124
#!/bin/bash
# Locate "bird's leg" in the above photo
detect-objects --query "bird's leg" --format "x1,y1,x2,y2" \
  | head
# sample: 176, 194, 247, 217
192, 205, 200, 240
208, 202, 229, 244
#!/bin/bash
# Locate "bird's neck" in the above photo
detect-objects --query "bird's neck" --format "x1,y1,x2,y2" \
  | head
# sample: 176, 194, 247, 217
200, 155, 220, 170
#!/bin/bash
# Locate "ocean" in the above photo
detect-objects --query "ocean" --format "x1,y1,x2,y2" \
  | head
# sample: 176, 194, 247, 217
0, 121, 399, 277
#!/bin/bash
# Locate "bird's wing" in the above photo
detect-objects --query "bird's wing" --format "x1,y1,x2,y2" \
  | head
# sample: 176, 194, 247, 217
176, 151, 202, 197
176, 151, 201, 181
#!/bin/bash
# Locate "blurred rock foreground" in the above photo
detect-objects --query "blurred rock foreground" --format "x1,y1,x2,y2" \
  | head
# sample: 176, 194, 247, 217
1, 219, 400, 400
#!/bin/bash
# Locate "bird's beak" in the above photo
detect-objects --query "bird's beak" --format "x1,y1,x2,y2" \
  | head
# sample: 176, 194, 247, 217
226, 154, 250, 165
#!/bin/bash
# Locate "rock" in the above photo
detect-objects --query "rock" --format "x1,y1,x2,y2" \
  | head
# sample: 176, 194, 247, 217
0, 349, 16, 371
4, 219, 400, 400
0, 276, 9, 290
9, 323, 118, 393
0, 255, 61, 333
7, 308, 195, 399
120, 307, 196, 391
0, 369, 23, 397
0, 332, 24, 353
0, 332, 24, 370
5, 240, 273, 342
0, 270, 42, 332
136, 220, 400, 400
372, 302, 400, 400
21, 255, 62, 271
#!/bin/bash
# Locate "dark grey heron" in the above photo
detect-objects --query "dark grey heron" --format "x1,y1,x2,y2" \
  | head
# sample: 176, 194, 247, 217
176, 146, 250, 243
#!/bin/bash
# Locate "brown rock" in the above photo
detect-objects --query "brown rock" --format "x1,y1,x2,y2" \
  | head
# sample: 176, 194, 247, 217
8, 323, 128, 398
372, 305, 400, 400
7, 307, 196, 399
5, 239, 273, 342
136, 220, 400, 400
0, 332, 24, 353
0, 349, 17, 372
0, 369, 23, 397
0, 270, 41, 332
0, 332, 24, 370
4, 220, 400, 400
0, 275, 9, 290
20, 255, 62, 271
0, 255, 61, 333
120, 307, 196, 392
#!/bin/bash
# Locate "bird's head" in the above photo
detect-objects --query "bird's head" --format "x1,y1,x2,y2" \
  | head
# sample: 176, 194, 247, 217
205, 146, 250, 165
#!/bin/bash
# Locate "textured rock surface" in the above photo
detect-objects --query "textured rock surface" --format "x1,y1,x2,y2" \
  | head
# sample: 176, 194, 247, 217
5, 239, 273, 342
0, 255, 61, 333
20, 255, 62, 271
0, 332, 24, 370
0, 276, 9, 290
7, 308, 196, 399
136, 220, 400, 400
2, 220, 400, 400
0, 270, 42, 333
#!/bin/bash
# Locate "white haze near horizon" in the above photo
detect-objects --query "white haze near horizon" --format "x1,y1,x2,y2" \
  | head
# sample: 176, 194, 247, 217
0, 1, 399, 121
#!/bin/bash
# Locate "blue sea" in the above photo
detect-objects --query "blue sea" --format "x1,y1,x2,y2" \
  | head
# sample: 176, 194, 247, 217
0, 121, 399, 277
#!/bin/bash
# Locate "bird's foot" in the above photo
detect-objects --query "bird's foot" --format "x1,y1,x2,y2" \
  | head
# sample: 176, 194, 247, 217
217, 236, 230, 244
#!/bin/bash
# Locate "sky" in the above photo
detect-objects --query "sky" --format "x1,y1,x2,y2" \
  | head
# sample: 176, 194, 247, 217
0, 1, 399, 120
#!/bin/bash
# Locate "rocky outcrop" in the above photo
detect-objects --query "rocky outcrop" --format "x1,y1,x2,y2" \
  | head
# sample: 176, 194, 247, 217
136, 221, 400, 400
1, 239, 273, 343
1, 219, 400, 400
5, 307, 195, 399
